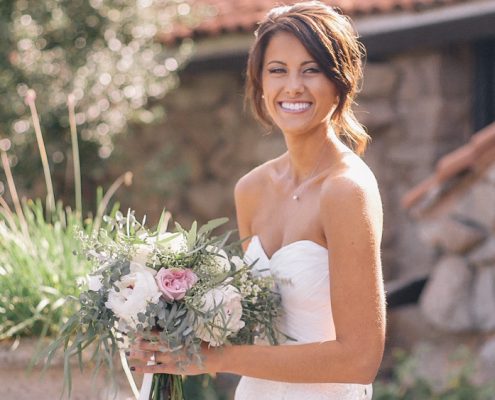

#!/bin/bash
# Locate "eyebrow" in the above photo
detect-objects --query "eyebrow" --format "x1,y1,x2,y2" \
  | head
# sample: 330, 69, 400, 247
266, 60, 318, 66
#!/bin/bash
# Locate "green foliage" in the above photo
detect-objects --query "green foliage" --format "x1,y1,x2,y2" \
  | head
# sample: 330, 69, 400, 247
374, 348, 495, 400
0, 0, 195, 192
0, 199, 93, 339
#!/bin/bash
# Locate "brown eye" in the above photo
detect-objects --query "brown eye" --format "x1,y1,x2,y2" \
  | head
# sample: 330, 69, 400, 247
304, 67, 320, 73
268, 67, 286, 74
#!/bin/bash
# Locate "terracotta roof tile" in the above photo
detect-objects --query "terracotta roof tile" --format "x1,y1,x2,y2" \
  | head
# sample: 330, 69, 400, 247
402, 121, 495, 211
164, 0, 471, 42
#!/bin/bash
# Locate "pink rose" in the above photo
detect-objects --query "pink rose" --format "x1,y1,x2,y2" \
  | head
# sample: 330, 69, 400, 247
155, 268, 198, 301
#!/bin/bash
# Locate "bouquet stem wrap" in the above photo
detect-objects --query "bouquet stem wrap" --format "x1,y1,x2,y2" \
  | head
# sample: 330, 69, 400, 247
138, 370, 154, 400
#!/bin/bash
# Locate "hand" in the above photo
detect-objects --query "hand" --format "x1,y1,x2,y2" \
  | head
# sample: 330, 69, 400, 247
127, 338, 222, 375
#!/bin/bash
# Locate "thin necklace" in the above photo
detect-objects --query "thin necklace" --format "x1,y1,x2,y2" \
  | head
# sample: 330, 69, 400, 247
291, 147, 326, 201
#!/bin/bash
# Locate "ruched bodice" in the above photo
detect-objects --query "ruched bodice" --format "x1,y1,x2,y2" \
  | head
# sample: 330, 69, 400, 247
246, 236, 335, 343
234, 235, 373, 400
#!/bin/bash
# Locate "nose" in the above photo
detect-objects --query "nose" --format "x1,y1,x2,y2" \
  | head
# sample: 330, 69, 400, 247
285, 73, 304, 97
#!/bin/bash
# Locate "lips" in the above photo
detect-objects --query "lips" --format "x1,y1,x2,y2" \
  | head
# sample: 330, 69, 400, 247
279, 101, 312, 112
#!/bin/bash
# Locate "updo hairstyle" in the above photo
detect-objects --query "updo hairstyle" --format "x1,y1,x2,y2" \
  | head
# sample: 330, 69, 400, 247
245, 1, 369, 154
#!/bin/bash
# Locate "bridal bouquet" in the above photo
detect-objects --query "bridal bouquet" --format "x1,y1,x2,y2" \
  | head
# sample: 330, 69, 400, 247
41, 210, 282, 400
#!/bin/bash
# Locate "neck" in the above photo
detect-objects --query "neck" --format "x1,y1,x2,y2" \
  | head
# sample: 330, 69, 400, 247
283, 125, 341, 183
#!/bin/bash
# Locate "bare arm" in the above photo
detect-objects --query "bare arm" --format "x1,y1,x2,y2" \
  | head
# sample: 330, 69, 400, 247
218, 174, 386, 384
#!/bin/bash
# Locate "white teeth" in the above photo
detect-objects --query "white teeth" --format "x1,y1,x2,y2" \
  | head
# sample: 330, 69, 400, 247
280, 102, 311, 111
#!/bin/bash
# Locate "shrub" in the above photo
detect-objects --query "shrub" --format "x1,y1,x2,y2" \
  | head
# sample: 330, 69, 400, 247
374, 347, 495, 400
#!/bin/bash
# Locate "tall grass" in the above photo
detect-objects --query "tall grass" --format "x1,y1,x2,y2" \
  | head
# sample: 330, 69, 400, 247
0, 90, 131, 340
0, 200, 91, 339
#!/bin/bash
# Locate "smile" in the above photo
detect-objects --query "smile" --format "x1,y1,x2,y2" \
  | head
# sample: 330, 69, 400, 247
279, 102, 312, 112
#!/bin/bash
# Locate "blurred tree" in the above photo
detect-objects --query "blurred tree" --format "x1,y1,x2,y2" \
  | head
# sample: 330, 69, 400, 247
0, 0, 196, 202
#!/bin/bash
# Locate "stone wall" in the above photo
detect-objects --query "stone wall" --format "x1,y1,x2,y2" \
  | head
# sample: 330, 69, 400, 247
105, 43, 474, 282
361, 45, 473, 280
417, 163, 495, 332
389, 162, 495, 386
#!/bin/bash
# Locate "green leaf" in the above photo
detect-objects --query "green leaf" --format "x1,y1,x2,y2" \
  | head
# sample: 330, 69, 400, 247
187, 221, 197, 250
197, 217, 229, 237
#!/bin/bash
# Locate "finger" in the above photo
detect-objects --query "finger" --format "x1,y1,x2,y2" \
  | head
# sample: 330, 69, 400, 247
127, 348, 176, 365
136, 340, 165, 352
126, 349, 153, 361
131, 363, 173, 374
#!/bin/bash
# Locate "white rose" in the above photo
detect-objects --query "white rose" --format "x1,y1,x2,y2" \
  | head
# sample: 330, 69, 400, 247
156, 232, 188, 253
87, 274, 103, 291
105, 268, 161, 331
206, 245, 231, 273
195, 285, 245, 346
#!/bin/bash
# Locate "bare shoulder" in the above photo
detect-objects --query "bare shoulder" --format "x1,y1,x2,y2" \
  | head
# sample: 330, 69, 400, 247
234, 158, 279, 203
234, 157, 282, 243
320, 155, 383, 232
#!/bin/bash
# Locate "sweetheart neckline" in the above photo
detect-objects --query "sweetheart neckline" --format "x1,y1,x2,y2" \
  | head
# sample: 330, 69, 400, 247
251, 235, 328, 261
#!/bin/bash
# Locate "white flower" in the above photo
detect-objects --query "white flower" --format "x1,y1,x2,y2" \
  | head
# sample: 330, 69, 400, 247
87, 274, 103, 291
230, 256, 245, 271
206, 245, 231, 273
105, 268, 161, 331
130, 260, 157, 276
155, 232, 188, 253
195, 285, 245, 346
131, 243, 154, 266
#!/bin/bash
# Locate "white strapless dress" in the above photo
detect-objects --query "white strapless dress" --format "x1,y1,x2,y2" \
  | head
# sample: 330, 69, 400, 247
234, 235, 373, 400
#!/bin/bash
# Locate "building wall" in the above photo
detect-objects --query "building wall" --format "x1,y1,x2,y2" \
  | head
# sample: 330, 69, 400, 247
106, 43, 474, 281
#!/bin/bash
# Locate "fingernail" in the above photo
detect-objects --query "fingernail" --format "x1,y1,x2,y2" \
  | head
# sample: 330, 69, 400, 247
130, 367, 135, 371
125, 351, 130, 357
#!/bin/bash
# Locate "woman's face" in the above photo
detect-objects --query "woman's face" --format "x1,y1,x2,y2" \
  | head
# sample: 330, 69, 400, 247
261, 31, 339, 136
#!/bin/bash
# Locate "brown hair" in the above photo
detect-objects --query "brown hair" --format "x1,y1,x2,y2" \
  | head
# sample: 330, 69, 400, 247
245, 1, 369, 154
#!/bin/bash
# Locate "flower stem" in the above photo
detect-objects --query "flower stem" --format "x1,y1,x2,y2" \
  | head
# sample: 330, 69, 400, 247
93, 171, 133, 231
0, 150, 29, 238
25, 89, 56, 215
67, 94, 82, 219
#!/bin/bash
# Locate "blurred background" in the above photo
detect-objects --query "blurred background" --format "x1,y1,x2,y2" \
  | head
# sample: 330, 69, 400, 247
1, 0, 495, 398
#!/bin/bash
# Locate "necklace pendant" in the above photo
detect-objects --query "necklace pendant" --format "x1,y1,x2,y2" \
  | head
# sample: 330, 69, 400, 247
292, 194, 299, 201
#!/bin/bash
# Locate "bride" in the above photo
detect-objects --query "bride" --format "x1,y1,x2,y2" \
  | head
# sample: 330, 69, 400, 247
130, 2, 386, 399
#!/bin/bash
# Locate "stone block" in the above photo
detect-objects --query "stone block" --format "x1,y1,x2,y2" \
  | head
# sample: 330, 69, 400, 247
254, 136, 286, 164
468, 237, 495, 266
395, 52, 442, 101
185, 181, 230, 220
478, 336, 495, 381
419, 255, 474, 332
361, 63, 398, 99
472, 266, 495, 332
355, 100, 396, 131
207, 141, 236, 181
168, 72, 238, 110
419, 216, 486, 254
397, 97, 443, 141
453, 180, 495, 232
386, 305, 439, 351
